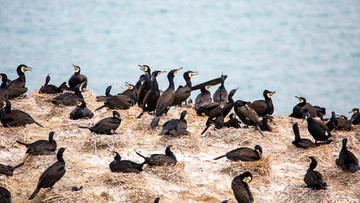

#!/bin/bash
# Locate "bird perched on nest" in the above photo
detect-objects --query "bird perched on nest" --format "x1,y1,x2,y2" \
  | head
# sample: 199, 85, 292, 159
0, 100, 43, 127
0, 162, 24, 176
136, 145, 177, 166
291, 123, 316, 148
326, 111, 352, 131
233, 100, 264, 137
29, 148, 66, 200
224, 113, 241, 128
96, 85, 113, 102
231, 171, 254, 203
0, 186, 11, 203
70, 99, 94, 120
110, 151, 144, 173
159, 110, 190, 136
214, 145, 262, 162
16, 131, 57, 155
95, 83, 137, 111
6, 64, 32, 99
68, 64, 87, 90
304, 156, 327, 190
201, 104, 224, 135
45, 83, 84, 106
336, 138, 359, 173
39, 74, 67, 94
78, 111, 122, 134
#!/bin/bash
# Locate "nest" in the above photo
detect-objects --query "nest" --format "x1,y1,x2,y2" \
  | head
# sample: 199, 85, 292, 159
144, 162, 188, 184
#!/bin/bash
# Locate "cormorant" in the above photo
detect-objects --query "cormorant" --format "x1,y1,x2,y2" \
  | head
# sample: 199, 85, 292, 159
16, 131, 57, 155
172, 71, 197, 106
259, 115, 273, 131
29, 148, 66, 200
0, 73, 9, 100
291, 123, 316, 148
136, 145, 177, 166
159, 110, 190, 136
213, 74, 228, 104
137, 65, 152, 108
195, 85, 212, 111
78, 111, 122, 134
313, 105, 326, 120
0, 187, 11, 203
249, 90, 275, 117
0, 100, 43, 127
290, 96, 317, 118
70, 99, 94, 120
222, 88, 238, 118
326, 111, 352, 131
96, 85, 112, 102
304, 156, 327, 190
336, 138, 359, 173
224, 113, 241, 128
201, 105, 224, 135
68, 64, 87, 90
109, 151, 144, 173
39, 74, 67, 94
45, 83, 84, 106
305, 111, 332, 144
196, 102, 220, 116
214, 145, 262, 161
349, 108, 360, 125
231, 171, 254, 203
6, 64, 32, 99
0, 162, 24, 176
234, 100, 264, 137
150, 68, 182, 127
95, 83, 136, 111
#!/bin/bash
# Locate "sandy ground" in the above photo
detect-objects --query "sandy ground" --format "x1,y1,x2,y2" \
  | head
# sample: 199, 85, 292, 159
1, 89, 359, 203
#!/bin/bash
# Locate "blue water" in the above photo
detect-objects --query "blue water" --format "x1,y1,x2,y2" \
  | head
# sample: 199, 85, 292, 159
1, 0, 359, 115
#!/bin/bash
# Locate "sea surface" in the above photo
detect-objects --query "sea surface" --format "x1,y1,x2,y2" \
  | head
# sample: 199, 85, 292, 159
1, 0, 359, 115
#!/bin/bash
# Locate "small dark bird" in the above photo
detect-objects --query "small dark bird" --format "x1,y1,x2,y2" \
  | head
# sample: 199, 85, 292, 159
259, 115, 273, 132
95, 83, 136, 111
336, 138, 359, 173
349, 108, 360, 125
201, 105, 224, 135
16, 131, 57, 155
6, 64, 32, 99
213, 73, 228, 104
136, 145, 177, 166
96, 85, 113, 102
290, 96, 317, 118
68, 64, 87, 90
0, 162, 24, 176
0, 100, 43, 127
304, 156, 327, 190
39, 74, 67, 94
221, 88, 238, 118
214, 145, 262, 161
231, 171, 254, 203
0, 187, 11, 203
78, 111, 122, 134
45, 83, 84, 106
137, 65, 152, 108
154, 197, 160, 203
159, 110, 190, 136
249, 90, 276, 117
234, 100, 264, 137
172, 71, 197, 106
0, 73, 10, 100
195, 85, 212, 111
109, 151, 144, 173
326, 111, 352, 131
29, 148, 66, 200
291, 123, 316, 148
71, 186, 83, 191
305, 111, 332, 144
313, 105, 326, 120
224, 113, 241, 128
70, 99, 94, 120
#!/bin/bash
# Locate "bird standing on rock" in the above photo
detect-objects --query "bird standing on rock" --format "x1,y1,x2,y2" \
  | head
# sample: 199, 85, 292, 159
304, 111, 332, 144
249, 90, 275, 117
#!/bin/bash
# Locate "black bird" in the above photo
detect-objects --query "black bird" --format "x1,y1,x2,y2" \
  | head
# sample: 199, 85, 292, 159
0, 100, 43, 127
154, 197, 160, 203
214, 145, 262, 161
109, 151, 144, 173
304, 156, 327, 190
45, 83, 84, 106
336, 138, 359, 173
68, 64, 87, 90
138, 71, 165, 118
326, 111, 352, 131
16, 131, 57, 155
159, 110, 190, 136
201, 105, 224, 135
78, 111, 122, 134
150, 68, 182, 127
6, 64, 32, 99
0, 187, 11, 203
29, 148, 66, 200
249, 90, 275, 117
291, 123, 316, 148
39, 74, 67, 94
196, 102, 220, 116
222, 88, 238, 118
234, 100, 264, 137
305, 111, 332, 144
290, 96, 317, 118
313, 105, 326, 120
224, 113, 241, 128
0, 73, 10, 100
0, 162, 24, 176
95, 83, 136, 111
349, 108, 360, 125
96, 85, 113, 102
195, 85, 212, 111
259, 115, 273, 131
172, 71, 197, 106
136, 145, 177, 166
70, 99, 94, 120
231, 171, 254, 203
137, 65, 152, 108
213, 73, 228, 104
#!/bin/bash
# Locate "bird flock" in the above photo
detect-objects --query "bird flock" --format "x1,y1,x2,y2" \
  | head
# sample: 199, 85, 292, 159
0, 64, 359, 202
